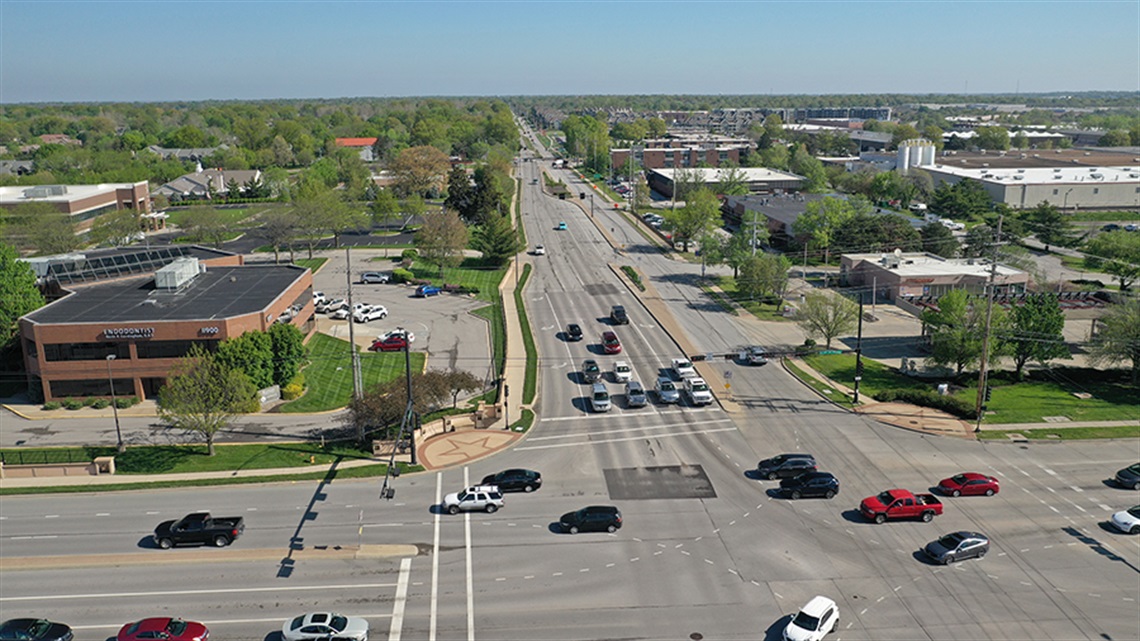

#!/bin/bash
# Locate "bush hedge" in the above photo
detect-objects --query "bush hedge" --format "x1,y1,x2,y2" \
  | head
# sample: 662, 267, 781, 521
63, 399, 84, 410
91, 399, 111, 409
872, 388, 977, 420
42, 401, 61, 411
391, 268, 414, 283
401, 249, 419, 262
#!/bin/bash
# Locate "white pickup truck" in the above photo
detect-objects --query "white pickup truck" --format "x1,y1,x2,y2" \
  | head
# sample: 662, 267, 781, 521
671, 358, 697, 379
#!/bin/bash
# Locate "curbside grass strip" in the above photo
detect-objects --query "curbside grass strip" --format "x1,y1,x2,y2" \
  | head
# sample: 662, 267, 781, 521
514, 264, 538, 404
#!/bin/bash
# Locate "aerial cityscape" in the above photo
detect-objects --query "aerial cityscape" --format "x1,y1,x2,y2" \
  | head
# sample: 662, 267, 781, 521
1, 1, 1138, 640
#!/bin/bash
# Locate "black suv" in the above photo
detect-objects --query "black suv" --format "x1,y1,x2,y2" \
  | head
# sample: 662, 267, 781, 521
566, 323, 584, 341
582, 359, 601, 383
560, 505, 622, 534
610, 305, 629, 325
779, 471, 839, 499
1115, 462, 1140, 490
757, 453, 817, 480
482, 468, 542, 493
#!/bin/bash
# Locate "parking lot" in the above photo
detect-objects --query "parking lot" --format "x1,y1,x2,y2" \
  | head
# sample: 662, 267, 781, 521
309, 249, 497, 383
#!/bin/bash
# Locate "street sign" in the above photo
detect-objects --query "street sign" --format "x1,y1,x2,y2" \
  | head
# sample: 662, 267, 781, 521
819, 350, 843, 355
724, 371, 733, 379
724, 383, 731, 390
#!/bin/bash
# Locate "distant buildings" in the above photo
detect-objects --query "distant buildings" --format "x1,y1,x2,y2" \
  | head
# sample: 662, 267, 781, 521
155, 169, 263, 201
0, 182, 153, 233
611, 135, 754, 170
648, 167, 804, 199
840, 252, 1029, 302
334, 137, 378, 162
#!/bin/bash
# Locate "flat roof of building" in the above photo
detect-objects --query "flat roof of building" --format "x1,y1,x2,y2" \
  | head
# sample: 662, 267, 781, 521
844, 252, 1024, 278
649, 167, 804, 182
0, 182, 144, 206
24, 263, 309, 325
927, 148, 1140, 170
924, 163, 1139, 186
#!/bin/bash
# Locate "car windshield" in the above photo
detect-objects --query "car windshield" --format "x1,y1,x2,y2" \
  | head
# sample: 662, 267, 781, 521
1129, 464, 1140, 474
692, 382, 708, 391
593, 391, 608, 401
792, 611, 821, 631
938, 533, 964, 548
876, 491, 895, 504
617, 365, 630, 372
166, 620, 187, 635
677, 360, 692, 368
586, 363, 598, 372
660, 381, 675, 391
1128, 506, 1140, 518
329, 615, 348, 632
458, 491, 472, 501
950, 474, 967, 484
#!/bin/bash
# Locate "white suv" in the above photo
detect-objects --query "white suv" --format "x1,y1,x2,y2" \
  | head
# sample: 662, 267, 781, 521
684, 377, 714, 406
612, 361, 632, 383
442, 485, 504, 514
783, 595, 838, 641
353, 305, 389, 323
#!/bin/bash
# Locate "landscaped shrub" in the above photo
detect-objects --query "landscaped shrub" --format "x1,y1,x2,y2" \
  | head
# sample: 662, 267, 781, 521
115, 396, 139, 409
91, 399, 110, 409
621, 266, 645, 291
42, 401, 62, 411
63, 399, 84, 410
401, 249, 419, 262
872, 388, 977, 420
83, 397, 97, 407
282, 382, 304, 400
795, 338, 818, 355
391, 268, 414, 283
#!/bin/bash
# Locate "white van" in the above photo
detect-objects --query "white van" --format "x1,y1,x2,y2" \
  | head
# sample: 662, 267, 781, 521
590, 382, 611, 413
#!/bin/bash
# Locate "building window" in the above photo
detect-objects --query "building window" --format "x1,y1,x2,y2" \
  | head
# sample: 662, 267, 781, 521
1093, 188, 1099, 194
1052, 189, 1059, 195
136, 339, 218, 359
50, 378, 128, 398
43, 342, 129, 362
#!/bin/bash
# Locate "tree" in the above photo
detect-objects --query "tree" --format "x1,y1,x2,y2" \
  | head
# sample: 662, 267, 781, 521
664, 188, 722, 253
88, 209, 142, 248
716, 165, 748, 197
370, 189, 401, 230
444, 165, 474, 218
920, 222, 960, 258
445, 370, 483, 408
758, 145, 790, 170
401, 194, 427, 228
1011, 131, 1029, 149
267, 323, 306, 387
215, 330, 275, 390
671, 167, 703, 202
345, 369, 469, 440
930, 179, 993, 220
1027, 202, 1073, 249
1098, 130, 1131, 147
415, 209, 469, 275
922, 290, 1006, 374
974, 126, 1010, 151
180, 207, 230, 248
471, 212, 522, 267
962, 224, 994, 259
157, 346, 256, 456
792, 196, 855, 264
261, 208, 300, 263
1084, 230, 1140, 291
833, 212, 921, 255
1, 202, 81, 255
390, 145, 450, 197
789, 145, 828, 191
1005, 294, 1069, 379
795, 292, 858, 348
1087, 298, 1140, 386
0, 242, 45, 345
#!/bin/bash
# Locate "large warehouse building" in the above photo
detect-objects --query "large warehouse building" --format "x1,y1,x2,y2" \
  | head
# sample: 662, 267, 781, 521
647, 167, 804, 199
18, 246, 315, 402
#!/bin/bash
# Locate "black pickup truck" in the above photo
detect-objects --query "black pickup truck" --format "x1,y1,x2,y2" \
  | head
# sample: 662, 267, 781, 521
154, 512, 245, 549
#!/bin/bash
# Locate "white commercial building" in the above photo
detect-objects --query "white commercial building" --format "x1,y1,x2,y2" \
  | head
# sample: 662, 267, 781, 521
921, 163, 1140, 211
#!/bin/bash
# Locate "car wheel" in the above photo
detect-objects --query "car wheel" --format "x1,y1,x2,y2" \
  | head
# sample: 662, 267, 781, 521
1131, 525, 1140, 535
874, 513, 886, 524
790, 490, 802, 500
977, 549, 987, 559
524, 485, 535, 493
381, 313, 388, 319
568, 525, 579, 535
985, 489, 994, 496
921, 511, 935, 522
1133, 481, 1140, 491
448, 505, 459, 515
824, 490, 836, 499
485, 504, 497, 514
943, 554, 954, 565
213, 535, 229, 547
767, 472, 778, 480
951, 489, 961, 497
607, 524, 617, 533
157, 537, 173, 550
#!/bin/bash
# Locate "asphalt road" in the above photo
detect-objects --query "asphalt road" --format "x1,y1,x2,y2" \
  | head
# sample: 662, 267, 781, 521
3, 132, 1139, 641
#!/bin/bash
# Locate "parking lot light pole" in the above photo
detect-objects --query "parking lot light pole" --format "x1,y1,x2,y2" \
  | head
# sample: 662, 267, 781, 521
106, 354, 125, 453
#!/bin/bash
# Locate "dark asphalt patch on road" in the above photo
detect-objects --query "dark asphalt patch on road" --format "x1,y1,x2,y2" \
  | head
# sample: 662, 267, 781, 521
603, 464, 716, 500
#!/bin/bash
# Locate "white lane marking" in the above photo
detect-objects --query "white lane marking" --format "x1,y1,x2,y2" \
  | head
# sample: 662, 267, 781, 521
552, 572, 563, 576
9, 536, 58, 540
364, 523, 407, 528
1098, 504, 1112, 511
1070, 486, 1083, 493
1043, 468, 1057, 476
516, 427, 736, 451
527, 417, 733, 437
247, 507, 258, 511
464, 467, 474, 641
773, 591, 783, 599
44, 515, 58, 519
388, 557, 411, 641
74, 614, 394, 631
2, 583, 397, 602
146, 511, 160, 515
430, 472, 441, 641
95, 513, 110, 517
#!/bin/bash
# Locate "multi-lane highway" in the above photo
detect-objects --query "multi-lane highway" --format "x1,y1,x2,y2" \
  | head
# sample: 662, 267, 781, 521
2, 127, 1138, 640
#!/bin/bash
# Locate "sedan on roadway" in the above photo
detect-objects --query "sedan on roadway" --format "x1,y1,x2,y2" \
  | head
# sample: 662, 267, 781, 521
282, 613, 368, 641
923, 531, 990, 564
1115, 463, 1140, 490
566, 323, 584, 341
369, 335, 408, 352
780, 472, 839, 500
118, 618, 208, 641
481, 469, 541, 493
1110, 506, 1140, 534
937, 472, 999, 497
581, 359, 601, 383
757, 453, 817, 480
601, 331, 622, 354
0, 620, 73, 641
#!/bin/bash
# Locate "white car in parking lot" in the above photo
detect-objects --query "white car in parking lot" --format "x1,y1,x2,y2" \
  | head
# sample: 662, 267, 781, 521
353, 305, 389, 323
316, 298, 346, 314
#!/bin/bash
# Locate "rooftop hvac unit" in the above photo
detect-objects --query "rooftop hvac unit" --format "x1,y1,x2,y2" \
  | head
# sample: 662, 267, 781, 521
155, 257, 201, 290
1054, 168, 1062, 172
1017, 169, 1025, 173
1014, 176, 1023, 180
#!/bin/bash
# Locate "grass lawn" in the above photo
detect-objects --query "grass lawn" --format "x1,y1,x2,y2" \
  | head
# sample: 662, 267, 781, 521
280, 333, 425, 413
515, 264, 538, 404
1, 442, 373, 474
1058, 254, 1086, 270
978, 425, 1140, 441
472, 303, 505, 380
410, 257, 506, 304
166, 206, 259, 228
714, 276, 793, 322
293, 258, 327, 273
785, 359, 856, 408
804, 353, 930, 399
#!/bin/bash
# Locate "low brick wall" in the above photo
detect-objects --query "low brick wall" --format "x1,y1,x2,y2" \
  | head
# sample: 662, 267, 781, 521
1, 462, 98, 478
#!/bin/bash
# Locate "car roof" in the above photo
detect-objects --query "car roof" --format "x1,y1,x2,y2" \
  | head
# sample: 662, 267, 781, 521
627, 380, 644, 389
801, 596, 837, 616
603, 331, 618, 338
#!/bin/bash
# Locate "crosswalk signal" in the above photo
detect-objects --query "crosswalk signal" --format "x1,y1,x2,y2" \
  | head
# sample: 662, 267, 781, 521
984, 386, 993, 402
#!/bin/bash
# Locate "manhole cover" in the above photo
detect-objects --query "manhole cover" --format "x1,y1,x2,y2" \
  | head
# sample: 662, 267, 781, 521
603, 465, 716, 500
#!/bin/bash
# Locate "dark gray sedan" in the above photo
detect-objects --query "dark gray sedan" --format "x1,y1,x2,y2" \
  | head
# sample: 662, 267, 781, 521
923, 531, 990, 564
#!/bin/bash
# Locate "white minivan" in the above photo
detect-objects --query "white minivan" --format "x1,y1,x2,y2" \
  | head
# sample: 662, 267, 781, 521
590, 382, 611, 413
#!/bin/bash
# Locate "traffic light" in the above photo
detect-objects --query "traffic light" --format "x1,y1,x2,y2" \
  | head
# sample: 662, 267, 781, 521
984, 386, 993, 402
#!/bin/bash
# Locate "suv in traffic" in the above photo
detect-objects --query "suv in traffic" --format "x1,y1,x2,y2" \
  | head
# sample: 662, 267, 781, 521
590, 382, 611, 413
625, 381, 647, 408
757, 453, 817, 480
559, 505, 622, 534
684, 377, 714, 406
442, 485, 504, 514
610, 305, 629, 325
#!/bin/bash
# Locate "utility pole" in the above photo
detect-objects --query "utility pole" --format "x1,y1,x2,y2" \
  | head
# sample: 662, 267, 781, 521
346, 246, 363, 441
854, 296, 864, 404
974, 215, 1004, 433
744, 211, 762, 256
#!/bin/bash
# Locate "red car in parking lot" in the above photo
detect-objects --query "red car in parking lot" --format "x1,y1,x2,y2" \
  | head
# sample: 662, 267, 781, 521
602, 331, 622, 354
369, 335, 408, 352
937, 472, 1000, 497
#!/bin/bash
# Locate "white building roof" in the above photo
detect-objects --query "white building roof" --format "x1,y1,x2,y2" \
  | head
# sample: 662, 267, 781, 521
923, 164, 1140, 186
0, 183, 143, 207
651, 167, 804, 182
845, 252, 1025, 278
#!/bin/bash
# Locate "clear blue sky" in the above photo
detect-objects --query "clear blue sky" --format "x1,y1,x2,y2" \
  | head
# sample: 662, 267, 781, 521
1, 1, 1136, 103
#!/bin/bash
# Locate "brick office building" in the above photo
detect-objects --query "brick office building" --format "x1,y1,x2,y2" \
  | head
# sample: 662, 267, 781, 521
0, 182, 152, 234
18, 247, 315, 402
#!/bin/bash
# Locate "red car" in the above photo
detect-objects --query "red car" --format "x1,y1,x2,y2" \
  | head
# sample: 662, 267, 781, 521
369, 335, 408, 352
601, 331, 622, 354
118, 618, 208, 641
937, 472, 999, 497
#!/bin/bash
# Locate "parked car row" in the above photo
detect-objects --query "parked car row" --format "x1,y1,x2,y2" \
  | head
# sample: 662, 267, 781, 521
313, 292, 389, 323
2, 612, 371, 641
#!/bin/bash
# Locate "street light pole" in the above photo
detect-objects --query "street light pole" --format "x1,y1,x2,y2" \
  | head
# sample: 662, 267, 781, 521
106, 354, 124, 453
